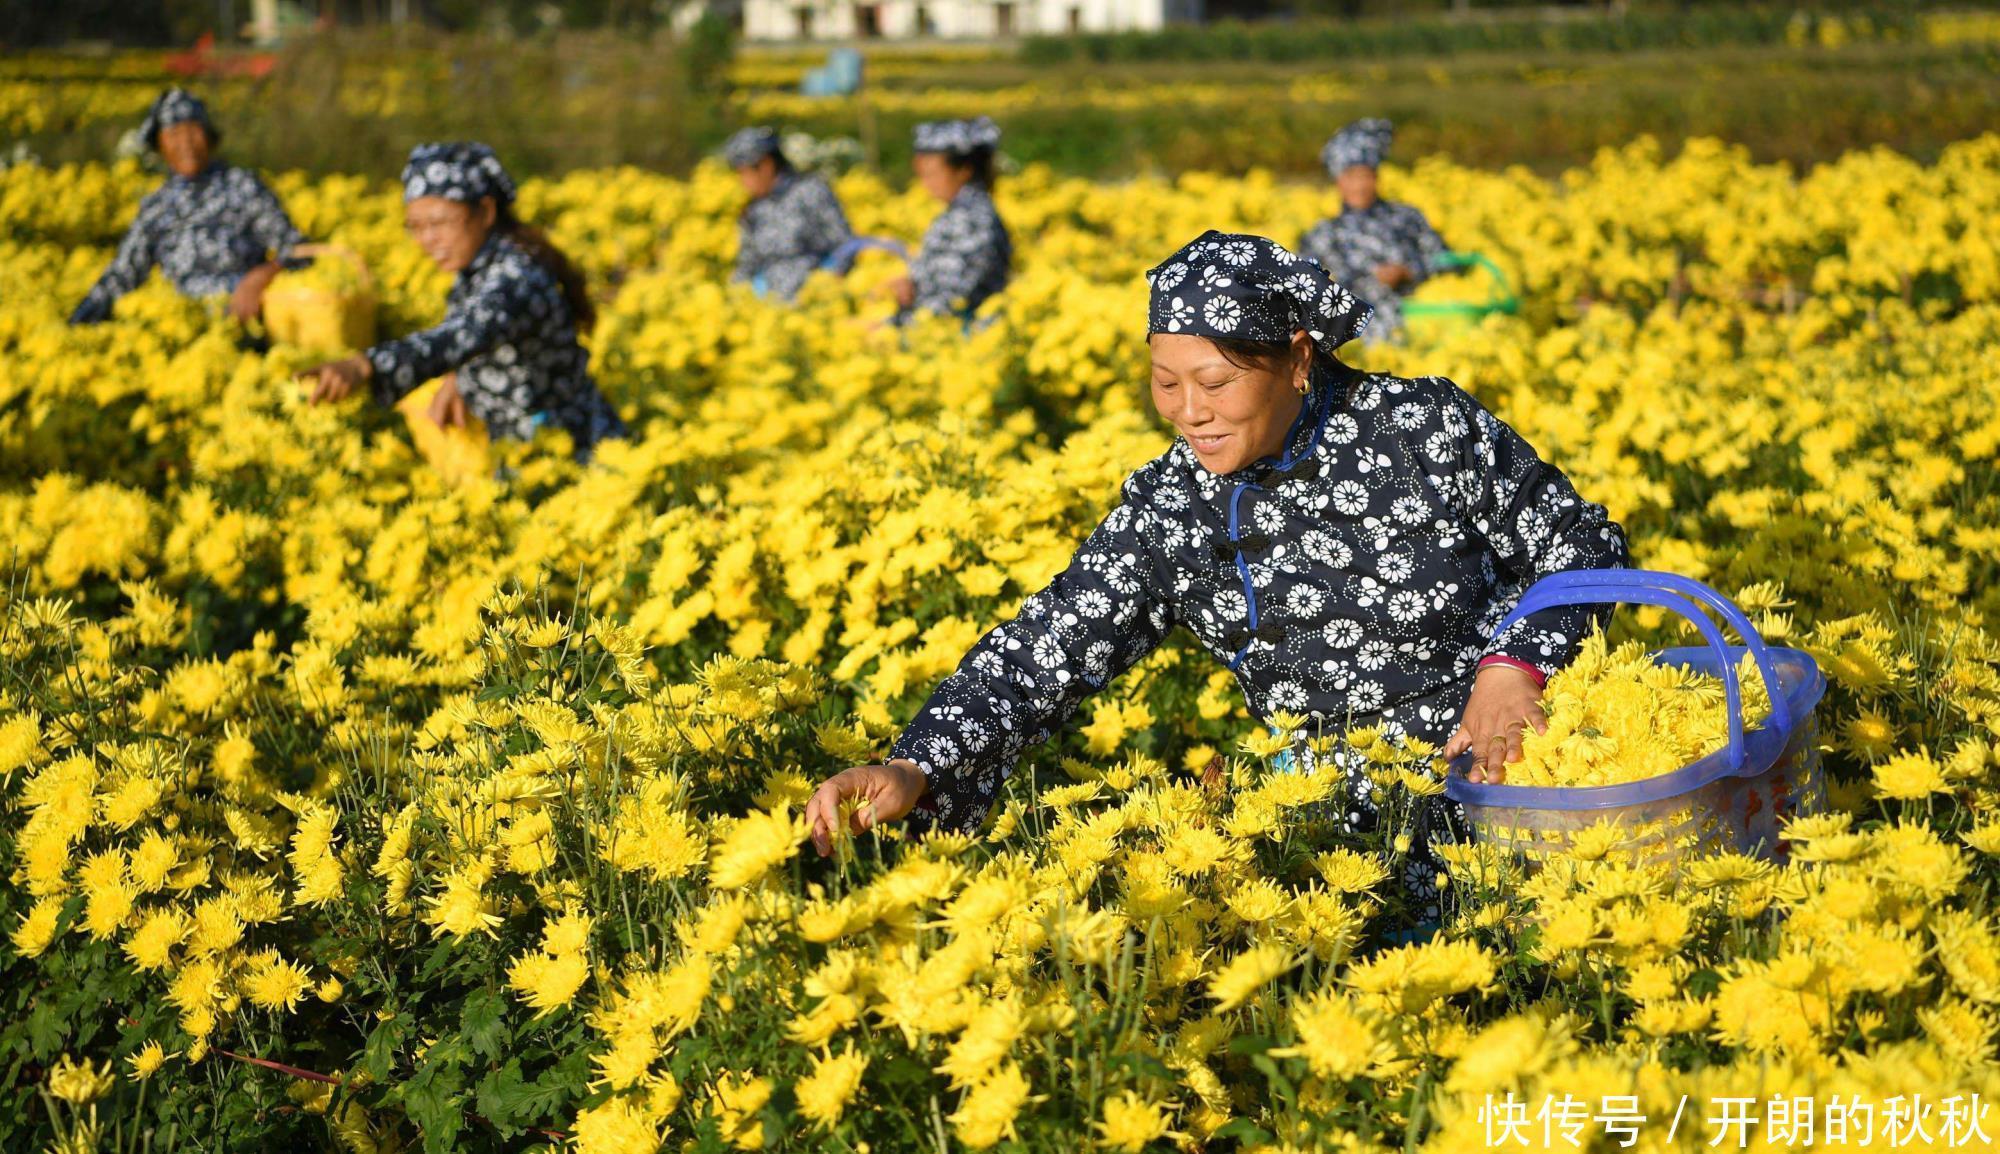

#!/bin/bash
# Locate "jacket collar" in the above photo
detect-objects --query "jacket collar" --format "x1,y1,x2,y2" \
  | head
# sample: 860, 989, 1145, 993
166, 160, 226, 187
457, 229, 508, 285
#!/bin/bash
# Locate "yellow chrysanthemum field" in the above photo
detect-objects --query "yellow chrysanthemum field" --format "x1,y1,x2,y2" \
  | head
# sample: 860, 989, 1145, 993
6, 135, 2000, 1153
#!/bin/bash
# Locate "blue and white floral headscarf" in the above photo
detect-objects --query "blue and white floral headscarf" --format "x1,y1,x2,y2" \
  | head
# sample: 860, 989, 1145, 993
401, 142, 517, 208
1146, 231, 1372, 357
914, 116, 1001, 155
1321, 117, 1394, 177
723, 126, 784, 169
140, 87, 218, 150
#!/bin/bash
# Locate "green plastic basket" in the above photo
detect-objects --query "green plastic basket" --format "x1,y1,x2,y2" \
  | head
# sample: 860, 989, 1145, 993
1401, 252, 1517, 341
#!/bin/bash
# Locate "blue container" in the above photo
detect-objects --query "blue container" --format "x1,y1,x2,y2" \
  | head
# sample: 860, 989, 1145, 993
801, 48, 865, 97
1443, 570, 1827, 866
822, 235, 909, 275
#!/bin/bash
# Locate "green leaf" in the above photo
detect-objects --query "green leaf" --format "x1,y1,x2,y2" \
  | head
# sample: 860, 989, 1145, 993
873, 1053, 934, 1091
473, 1059, 531, 1134
536, 1046, 596, 1102
460, 986, 511, 1063
1250, 1054, 1296, 1102
1687, 967, 1724, 997
758, 1080, 798, 1143
1212, 1118, 1275, 1142
414, 938, 467, 985
399, 1080, 464, 1151
1107, 1051, 1175, 1083
397, 1049, 470, 1153
362, 1013, 412, 1082
27, 995, 71, 1056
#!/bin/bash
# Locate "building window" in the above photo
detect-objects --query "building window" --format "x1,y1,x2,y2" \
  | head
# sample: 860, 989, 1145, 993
995, 1, 1015, 35
1068, 5, 1082, 32
795, 6, 814, 37
856, 4, 881, 36
915, 4, 934, 34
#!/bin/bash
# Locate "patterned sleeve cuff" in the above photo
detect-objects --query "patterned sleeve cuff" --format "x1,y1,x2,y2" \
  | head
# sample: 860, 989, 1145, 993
1478, 653, 1547, 688
69, 294, 111, 326
362, 346, 405, 407
904, 788, 941, 833
883, 741, 937, 826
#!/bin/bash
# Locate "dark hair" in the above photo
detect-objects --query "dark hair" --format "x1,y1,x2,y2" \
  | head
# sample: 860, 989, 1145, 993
947, 146, 998, 189
496, 205, 596, 335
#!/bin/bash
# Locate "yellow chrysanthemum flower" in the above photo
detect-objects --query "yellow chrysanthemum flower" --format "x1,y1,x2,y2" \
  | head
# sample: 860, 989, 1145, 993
47, 1055, 114, 1106
1093, 1091, 1179, 1152
795, 1046, 869, 1129
125, 1041, 169, 1081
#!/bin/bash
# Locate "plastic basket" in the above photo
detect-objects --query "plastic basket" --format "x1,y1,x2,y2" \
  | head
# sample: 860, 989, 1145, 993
1402, 252, 1517, 342
822, 235, 908, 276
264, 243, 378, 355
750, 238, 908, 298
1442, 570, 1826, 868
393, 375, 492, 487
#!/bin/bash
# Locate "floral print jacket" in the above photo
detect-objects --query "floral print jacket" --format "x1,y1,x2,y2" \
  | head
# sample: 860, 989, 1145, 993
734, 173, 854, 301
71, 163, 305, 324
906, 183, 1012, 318
890, 368, 1628, 836
364, 232, 625, 456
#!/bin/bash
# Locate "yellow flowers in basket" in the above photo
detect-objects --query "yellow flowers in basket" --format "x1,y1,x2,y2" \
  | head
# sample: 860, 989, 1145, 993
261, 243, 378, 355
393, 376, 492, 487
1506, 633, 1774, 789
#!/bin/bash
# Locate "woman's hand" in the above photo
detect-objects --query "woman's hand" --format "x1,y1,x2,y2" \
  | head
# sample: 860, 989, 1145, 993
882, 275, 916, 309
1444, 662, 1547, 784
427, 372, 466, 429
1373, 262, 1413, 290
301, 355, 372, 404
804, 760, 928, 858
229, 262, 280, 322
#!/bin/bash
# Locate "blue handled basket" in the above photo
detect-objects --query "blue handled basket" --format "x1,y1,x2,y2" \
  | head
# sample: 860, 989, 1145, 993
822, 235, 908, 275
750, 237, 910, 298
1443, 570, 1827, 867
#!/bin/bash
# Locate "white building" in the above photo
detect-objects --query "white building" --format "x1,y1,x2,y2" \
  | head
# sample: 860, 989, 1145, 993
735, 0, 1201, 42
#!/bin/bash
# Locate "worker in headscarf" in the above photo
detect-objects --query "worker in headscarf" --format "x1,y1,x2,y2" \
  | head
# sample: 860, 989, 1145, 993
301, 143, 626, 462
70, 87, 306, 326
807, 231, 1628, 922
1298, 118, 1449, 342
885, 116, 1012, 322
726, 126, 856, 301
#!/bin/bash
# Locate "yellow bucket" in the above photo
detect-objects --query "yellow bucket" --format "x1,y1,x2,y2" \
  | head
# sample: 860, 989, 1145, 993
265, 243, 378, 355
393, 375, 493, 487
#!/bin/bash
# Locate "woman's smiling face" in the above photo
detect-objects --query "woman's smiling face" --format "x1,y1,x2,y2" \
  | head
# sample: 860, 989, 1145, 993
404, 195, 496, 273
157, 120, 211, 179
1337, 163, 1379, 211
1148, 332, 1311, 475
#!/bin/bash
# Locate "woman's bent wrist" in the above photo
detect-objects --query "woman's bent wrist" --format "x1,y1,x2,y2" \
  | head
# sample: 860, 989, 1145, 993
1477, 654, 1546, 688
885, 758, 927, 799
